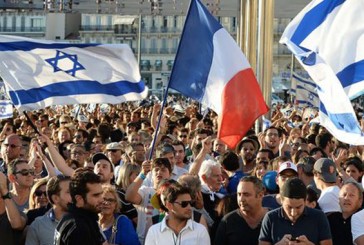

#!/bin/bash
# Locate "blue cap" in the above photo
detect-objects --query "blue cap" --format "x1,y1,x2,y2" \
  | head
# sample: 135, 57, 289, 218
262, 171, 278, 192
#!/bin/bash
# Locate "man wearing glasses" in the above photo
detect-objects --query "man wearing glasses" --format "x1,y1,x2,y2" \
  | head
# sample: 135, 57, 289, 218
145, 182, 210, 245
8, 158, 35, 212
0, 134, 22, 174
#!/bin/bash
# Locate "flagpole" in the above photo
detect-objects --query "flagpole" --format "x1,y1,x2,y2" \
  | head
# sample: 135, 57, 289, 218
23, 111, 40, 135
289, 53, 295, 103
148, 0, 195, 160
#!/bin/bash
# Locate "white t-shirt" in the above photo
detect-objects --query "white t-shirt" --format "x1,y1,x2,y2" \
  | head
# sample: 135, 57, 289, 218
351, 209, 364, 244
317, 185, 340, 213
135, 186, 158, 245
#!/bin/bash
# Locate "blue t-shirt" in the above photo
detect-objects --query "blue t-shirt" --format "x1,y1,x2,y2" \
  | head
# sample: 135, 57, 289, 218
227, 170, 245, 194
102, 214, 140, 245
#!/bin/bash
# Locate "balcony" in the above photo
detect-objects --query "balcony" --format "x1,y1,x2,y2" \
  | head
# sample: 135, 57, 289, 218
79, 25, 114, 32
0, 27, 45, 33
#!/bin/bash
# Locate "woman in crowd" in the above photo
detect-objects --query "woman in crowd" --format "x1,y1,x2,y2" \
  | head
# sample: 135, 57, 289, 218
99, 184, 140, 245
115, 163, 140, 227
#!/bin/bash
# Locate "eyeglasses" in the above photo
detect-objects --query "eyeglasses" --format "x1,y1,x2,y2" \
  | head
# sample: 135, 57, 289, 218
60, 121, 67, 124
173, 200, 195, 208
179, 135, 187, 138
15, 169, 35, 176
103, 198, 117, 204
107, 149, 119, 153
34, 190, 47, 197
73, 135, 82, 139
4, 143, 21, 148
290, 142, 300, 147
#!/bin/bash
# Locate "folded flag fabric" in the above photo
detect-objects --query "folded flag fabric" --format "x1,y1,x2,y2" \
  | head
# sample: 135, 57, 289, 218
0, 100, 13, 119
0, 35, 148, 111
292, 72, 319, 108
280, 0, 364, 145
169, 0, 268, 149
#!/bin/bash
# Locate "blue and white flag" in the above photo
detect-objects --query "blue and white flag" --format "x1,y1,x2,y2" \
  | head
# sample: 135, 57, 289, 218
280, 0, 364, 145
0, 35, 148, 111
0, 100, 13, 119
292, 73, 319, 108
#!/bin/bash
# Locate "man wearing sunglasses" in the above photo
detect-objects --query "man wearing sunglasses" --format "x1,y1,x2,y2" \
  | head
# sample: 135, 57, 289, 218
0, 134, 22, 175
8, 158, 34, 212
145, 182, 210, 245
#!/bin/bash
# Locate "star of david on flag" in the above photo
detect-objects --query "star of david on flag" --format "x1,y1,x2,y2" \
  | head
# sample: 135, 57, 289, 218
0, 35, 148, 111
45, 50, 85, 77
0, 100, 13, 119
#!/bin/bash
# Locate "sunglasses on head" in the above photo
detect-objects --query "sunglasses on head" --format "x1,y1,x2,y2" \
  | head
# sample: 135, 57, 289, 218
15, 169, 35, 176
34, 190, 47, 197
108, 149, 119, 153
174, 200, 195, 208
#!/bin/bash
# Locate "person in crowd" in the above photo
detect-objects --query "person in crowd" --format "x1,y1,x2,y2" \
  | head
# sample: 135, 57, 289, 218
328, 180, 363, 245
261, 126, 281, 158
343, 156, 364, 183
99, 184, 140, 245
198, 159, 224, 241
145, 182, 210, 245
55, 168, 106, 245
26, 175, 71, 245
259, 178, 332, 245
8, 158, 34, 212
115, 163, 140, 227
315, 132, 335, 158
262, 161, 298, 209
215, 176, 268, 245
219, 151, 245, 194
0, 171, 27, 245
26, 178, 51, 225
172, 140, 189, 170
0, 134, 22, 174
177, 174, 209, 230
313, 158, 341, 214
236, 137, 258, 175
125, 158, 172, 244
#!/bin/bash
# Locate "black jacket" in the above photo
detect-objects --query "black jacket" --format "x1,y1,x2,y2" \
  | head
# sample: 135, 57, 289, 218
54, 204, 105, 245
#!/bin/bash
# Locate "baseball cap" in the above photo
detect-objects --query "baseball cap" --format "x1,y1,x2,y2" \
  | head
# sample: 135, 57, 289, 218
281, 177, 307, 199
92, 153, 112, 166
278, 161, 298, 174
106, 142, 122, 151
262, 171, 278, 192
313, 158, 337, 183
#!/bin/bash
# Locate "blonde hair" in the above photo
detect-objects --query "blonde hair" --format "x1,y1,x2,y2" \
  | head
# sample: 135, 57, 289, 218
29, 178, 49, 210
102, 184, 121, 213
116, 163, 140, 190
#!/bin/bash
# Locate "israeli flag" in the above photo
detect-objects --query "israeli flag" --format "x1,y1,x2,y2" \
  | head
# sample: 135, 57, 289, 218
292, 73, 319, 108
0, 100, 13, 119
0, 35, 148, 111
280, 0, 364, 145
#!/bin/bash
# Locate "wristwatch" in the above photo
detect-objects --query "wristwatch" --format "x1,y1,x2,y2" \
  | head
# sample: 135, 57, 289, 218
1, 192, 12, 200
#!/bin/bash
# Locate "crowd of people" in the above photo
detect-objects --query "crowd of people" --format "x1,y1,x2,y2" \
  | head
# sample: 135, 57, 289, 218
0, 97, 364, 245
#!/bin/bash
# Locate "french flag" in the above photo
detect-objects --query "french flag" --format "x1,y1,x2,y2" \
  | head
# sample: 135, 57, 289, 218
168, 0, 268, 149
